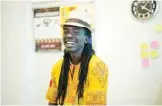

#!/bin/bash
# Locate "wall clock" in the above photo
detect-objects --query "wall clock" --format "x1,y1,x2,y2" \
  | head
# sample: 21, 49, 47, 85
131, 0, 158, 20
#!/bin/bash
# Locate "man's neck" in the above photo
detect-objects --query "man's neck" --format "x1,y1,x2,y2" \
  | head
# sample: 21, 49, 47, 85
70, 52, 82, 65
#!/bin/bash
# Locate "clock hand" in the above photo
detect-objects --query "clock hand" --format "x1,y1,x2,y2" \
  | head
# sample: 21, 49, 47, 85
141, 5, 153, 13
144, 1, 149, 7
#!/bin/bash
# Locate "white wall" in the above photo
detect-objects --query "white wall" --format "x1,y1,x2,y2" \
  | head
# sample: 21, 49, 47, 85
1, 0, 162, 105
95, 0, 162, 104
2, 1, 23, 104
1, 1, 63, 105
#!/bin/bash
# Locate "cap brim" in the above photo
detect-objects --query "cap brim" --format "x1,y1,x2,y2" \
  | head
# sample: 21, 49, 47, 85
60, 22, 94, 33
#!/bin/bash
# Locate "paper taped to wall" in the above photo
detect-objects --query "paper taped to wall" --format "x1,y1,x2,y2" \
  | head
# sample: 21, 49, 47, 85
141, 51, 149, 59
155, 24, 162, 32
150, 50, 159, 59
142, 58, 150, 67
150, 41, 159, 49
141, 43, 149, 51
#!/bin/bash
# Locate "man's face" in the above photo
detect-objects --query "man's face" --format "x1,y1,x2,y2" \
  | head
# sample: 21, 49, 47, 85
63, 25, 87, 53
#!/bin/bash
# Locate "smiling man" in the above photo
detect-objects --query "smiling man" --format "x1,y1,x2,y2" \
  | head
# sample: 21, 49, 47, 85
46, 9, 108, 105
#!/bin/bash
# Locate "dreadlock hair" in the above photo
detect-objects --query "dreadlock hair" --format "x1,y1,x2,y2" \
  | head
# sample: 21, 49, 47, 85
56, 28, 95, 105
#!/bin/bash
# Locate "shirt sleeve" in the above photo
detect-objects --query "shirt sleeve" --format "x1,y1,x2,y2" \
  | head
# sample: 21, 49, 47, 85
85, 59, 108, 105
45, 66, 58, 103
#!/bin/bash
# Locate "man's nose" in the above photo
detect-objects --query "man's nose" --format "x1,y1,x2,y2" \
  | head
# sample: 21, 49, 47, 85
66, 33, 73, 38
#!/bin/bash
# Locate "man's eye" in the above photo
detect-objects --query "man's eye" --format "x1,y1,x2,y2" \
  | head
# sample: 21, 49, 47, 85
74, 32, 79, 34
64, 30, 69, 34
74, 30, 79, 34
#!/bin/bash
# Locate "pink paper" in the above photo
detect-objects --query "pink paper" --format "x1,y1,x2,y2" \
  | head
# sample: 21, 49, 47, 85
142, 59, 149, 67
150, 41, 159, 49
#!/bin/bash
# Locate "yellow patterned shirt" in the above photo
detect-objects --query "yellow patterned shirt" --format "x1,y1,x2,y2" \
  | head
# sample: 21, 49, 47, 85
46, 55, 108, 105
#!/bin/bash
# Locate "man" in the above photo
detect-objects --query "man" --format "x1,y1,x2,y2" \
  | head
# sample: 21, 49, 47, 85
46, 9, 108, 105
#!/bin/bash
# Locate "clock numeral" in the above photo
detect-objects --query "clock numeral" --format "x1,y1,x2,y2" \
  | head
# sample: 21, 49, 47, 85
134, 2, 138, 6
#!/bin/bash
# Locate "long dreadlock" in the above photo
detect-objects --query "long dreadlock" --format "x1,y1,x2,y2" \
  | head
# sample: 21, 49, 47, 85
56, 28, 95, 105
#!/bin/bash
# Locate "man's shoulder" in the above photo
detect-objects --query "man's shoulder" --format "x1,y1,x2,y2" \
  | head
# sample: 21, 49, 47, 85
53, 58, 64, 68
51, 58, 63, 77
89, 55, 106, 66
88, 55, 108, 83
89, 55, 108, 73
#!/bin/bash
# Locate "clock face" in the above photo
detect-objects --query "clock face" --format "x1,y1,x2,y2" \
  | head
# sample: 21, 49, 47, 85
132, 0, 157, 20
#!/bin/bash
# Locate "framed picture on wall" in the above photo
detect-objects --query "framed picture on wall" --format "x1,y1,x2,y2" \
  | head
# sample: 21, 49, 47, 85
33, 6, 62, 52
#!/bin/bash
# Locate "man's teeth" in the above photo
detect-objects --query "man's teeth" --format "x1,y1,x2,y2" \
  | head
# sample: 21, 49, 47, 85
66, 41, 75, 44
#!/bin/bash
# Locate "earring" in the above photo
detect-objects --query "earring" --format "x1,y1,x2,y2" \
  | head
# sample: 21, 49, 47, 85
85, 40, 88, 44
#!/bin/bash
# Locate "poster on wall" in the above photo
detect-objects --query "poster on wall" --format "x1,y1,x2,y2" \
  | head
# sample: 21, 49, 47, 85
33, 7, 62, 52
